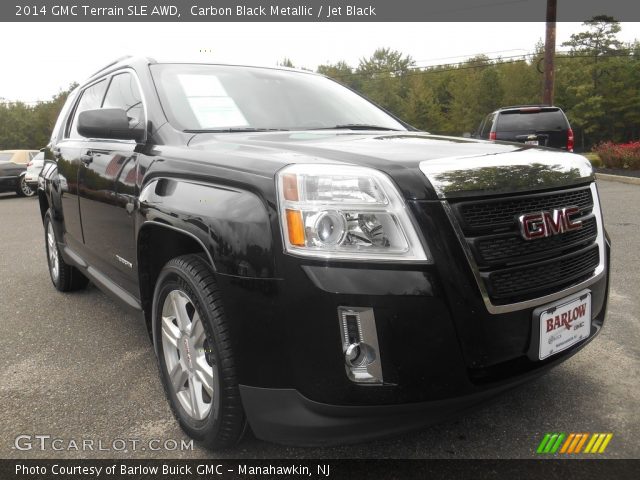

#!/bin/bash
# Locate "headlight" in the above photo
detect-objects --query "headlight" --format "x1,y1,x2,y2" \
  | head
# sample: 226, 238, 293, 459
276, 164, 429, 261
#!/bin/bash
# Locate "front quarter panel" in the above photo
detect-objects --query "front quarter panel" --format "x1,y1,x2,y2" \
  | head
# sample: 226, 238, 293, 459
138, 177, 276, 278
39, 160, 61, 217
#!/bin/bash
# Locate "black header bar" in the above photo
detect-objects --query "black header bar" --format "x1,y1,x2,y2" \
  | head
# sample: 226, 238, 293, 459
5, 0, 640, 22
2, 459, 639, 480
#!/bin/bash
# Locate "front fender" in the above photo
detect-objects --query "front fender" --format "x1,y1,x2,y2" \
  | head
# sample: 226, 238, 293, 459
37, 160, 64, 229
138, 177, 276, 278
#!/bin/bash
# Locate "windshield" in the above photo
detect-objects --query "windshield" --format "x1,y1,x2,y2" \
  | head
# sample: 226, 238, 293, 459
150, 64, 406, 132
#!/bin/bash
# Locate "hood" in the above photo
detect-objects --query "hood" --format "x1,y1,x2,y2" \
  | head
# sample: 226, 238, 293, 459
187, 131, 594, 200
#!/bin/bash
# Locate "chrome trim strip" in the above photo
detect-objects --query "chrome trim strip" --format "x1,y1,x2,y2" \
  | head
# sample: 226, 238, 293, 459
419, 150, 595, 199
441, 182, 606, 314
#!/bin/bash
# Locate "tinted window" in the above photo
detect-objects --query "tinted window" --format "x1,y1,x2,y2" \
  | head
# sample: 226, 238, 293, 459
51, 88, 78, 144
68, 80, 107, 139
481, 113, 496, 138
103, 73, 144, 130
151, 64, 406, 131
496, 110, 567, 132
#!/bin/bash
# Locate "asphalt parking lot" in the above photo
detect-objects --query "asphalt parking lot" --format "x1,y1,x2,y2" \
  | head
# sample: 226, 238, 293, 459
0, 179, 638, 459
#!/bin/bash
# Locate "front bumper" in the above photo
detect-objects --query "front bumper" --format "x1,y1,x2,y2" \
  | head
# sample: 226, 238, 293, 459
239, 331, 596, 446
215, 184, 610, 445
216, 236, 609, 445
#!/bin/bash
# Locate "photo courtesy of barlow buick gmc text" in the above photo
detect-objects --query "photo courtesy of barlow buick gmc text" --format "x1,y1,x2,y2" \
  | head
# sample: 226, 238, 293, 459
0, 1, 639, 479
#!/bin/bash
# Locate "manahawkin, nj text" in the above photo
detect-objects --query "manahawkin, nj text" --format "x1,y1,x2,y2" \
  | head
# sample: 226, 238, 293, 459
15, 463, 331, 477
14, 4, 377, 19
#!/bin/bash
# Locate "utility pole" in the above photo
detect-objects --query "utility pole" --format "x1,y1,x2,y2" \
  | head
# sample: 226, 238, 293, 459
542, 0, 557, 105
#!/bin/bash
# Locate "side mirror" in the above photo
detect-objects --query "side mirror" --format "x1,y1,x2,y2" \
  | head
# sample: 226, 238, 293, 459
78, 108, 145, 142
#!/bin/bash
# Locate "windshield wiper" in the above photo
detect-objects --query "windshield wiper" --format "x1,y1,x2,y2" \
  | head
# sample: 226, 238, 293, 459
309, 124, 402, 131
184, 127, 290, 133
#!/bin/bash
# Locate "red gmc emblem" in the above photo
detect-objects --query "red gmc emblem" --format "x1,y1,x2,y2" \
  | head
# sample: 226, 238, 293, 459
518, 206, 582, 240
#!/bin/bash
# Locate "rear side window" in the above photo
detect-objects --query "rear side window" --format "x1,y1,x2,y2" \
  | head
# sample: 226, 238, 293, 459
0, 152, 14, 162
68, 80, 107, 139
476, 117, 486, 137
50, 89, 78, 145
496, 110, 567, 132
102, 72, 144, 131
481, 113, 496, 138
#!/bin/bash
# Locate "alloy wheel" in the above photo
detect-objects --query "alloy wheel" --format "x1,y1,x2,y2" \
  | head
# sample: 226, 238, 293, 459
21, 178, 34, 196
161, 289, 217, 421
47, 222, 59, 282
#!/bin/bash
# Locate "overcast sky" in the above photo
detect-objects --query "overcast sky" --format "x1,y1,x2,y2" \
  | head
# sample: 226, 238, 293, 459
1, 21, 639, 102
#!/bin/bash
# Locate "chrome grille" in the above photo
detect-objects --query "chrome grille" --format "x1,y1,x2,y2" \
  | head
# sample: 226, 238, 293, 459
472, 216, 598, 267
485, 245, 599, 301
458, 188, 593, 231
449, 185, 600, 305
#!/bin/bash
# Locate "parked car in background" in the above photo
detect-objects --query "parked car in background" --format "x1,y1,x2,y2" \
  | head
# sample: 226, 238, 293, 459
476, 105, 574, 152
24, 151, 45, 190
0, 149, 39, 197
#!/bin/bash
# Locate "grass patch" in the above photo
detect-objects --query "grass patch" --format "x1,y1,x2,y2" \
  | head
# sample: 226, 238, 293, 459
583, 152, 602, 168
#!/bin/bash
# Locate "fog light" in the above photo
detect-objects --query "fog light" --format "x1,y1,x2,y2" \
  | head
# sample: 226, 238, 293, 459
338, 307, 383, 384
344, 343, 362, 366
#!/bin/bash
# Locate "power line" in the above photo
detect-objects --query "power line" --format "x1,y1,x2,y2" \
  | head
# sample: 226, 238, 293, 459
330, 49, 637, 80
3, 49, 637, 104
412, 48, 529, 65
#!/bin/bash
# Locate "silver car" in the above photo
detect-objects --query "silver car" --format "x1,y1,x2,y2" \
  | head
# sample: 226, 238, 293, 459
24, 151, 45, 190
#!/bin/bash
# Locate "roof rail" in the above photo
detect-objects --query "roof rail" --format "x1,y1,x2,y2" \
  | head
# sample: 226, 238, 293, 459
89, 55, 133, 78
499, 104, 553, 110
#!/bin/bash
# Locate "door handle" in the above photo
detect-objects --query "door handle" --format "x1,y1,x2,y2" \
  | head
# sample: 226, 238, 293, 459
80, 153, 93, 166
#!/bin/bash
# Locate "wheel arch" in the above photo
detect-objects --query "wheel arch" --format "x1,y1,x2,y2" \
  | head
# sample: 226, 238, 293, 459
137, 221, 215, 336
136, 176, 277, 336
37, 188, 49, 223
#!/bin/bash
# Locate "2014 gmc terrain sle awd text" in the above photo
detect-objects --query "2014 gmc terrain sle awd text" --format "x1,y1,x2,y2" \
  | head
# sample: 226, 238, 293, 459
37, 57, 610, 448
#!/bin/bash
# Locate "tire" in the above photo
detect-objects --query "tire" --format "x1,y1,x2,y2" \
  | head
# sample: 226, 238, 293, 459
44, 211, 89, 292
17, 176, 35, 197
152, 254, 246, 449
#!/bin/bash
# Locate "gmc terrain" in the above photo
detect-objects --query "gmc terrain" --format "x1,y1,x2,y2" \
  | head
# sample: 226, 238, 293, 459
38, 57, 610, 447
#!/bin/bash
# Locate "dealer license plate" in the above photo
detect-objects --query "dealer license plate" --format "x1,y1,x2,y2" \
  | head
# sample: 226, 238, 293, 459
538, 292, 591, 360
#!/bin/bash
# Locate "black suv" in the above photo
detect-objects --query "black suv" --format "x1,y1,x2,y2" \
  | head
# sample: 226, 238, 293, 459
38, 58, 609, 448
476, 105, 574, 151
